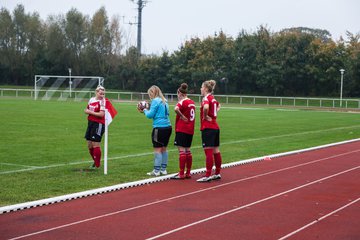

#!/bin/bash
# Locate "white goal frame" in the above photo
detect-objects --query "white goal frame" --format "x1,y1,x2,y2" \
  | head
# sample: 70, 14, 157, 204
34, 75, 104, 100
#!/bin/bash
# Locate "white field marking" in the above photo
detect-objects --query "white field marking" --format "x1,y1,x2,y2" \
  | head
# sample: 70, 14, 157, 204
222, 107, 265, 110
0, 163, 37, 168
5, 123, 43, 126
1, 125, 359, 175
220, 105, 360, 114
276, 108, 300, 111
146, 166, 360, 240
7, 151, 360, 240
0, 152, 153, 175
221, 125, 360, 146
278, 197, 360, 240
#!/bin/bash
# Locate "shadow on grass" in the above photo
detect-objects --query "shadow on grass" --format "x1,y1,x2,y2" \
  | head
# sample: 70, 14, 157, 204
72, 168, 99, 172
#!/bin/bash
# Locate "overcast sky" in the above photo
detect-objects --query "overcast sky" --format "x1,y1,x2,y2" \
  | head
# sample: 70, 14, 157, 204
2, 0, 360, 54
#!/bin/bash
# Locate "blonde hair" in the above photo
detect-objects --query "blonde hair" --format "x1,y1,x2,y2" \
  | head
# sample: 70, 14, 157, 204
96, 85, 105, 92
202, 80, 216, 93
147, 85, 166, 103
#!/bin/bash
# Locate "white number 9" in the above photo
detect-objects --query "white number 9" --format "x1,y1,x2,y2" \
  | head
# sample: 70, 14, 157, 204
190, 108, 195, 121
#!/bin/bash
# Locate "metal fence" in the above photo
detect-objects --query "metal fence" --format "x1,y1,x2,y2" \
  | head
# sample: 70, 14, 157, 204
1, 88, 359, 109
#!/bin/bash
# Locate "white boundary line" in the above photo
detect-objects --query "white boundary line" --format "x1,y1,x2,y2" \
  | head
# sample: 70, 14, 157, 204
1, 126, 359, 175
278, 197, 360, 240
0, 138, 359, 215
0, 163, 37, 168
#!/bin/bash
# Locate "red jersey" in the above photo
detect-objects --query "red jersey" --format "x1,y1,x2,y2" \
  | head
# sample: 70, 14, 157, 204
200, 94, 219, 130
87, 97, 105, 124
175, 98, 196, 135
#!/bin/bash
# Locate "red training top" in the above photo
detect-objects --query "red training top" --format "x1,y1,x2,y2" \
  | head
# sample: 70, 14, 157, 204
87, 97, 105, 124
200, 94, 219, 131
175, 98, 196, 135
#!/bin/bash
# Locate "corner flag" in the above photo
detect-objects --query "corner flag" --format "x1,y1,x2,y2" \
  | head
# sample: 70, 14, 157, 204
105, 98, 117, 126
104, 98, 118, 175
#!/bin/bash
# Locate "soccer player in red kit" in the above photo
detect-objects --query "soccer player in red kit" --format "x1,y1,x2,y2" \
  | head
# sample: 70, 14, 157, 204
84, 86, 106, 169
197, 80, 222, 182
171, 83, 196, 179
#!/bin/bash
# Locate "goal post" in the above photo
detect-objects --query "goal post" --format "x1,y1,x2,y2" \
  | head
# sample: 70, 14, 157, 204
34, 75, 104, 101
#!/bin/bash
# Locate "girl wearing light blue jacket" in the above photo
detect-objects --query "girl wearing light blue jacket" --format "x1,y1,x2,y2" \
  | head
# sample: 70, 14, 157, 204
141, 85, 172, 176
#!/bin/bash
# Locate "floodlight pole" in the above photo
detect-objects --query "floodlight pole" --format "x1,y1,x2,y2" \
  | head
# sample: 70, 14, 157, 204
339, 69, 345, 107
68, 68, 72, 98
131, 0, 147, 55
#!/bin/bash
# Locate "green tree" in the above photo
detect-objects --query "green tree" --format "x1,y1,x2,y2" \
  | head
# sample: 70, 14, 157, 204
274, 31, 315, 96
309, 38, 346, 96
0, 7, 15, 84
344, 32, 360, 97
118, 46, 140, 90
23, 12, 45, 85
9, 4, 28, 85
139, 52, 173, 92
234, 30, 261, 94
43, 15, 69, 75
0, 5, 45, 85
170, 38, 200, 92
65, 8, 87, 75
84, 7, 112, 76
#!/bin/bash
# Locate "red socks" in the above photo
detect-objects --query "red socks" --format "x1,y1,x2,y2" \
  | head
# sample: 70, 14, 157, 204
179, 151, 187, 176
185, 151, 192, 176
204, 149, 214, 177
89, 148, 94, 160
214, 152, 222, 175
204, 149, 222, 176
92, 147, 101, 167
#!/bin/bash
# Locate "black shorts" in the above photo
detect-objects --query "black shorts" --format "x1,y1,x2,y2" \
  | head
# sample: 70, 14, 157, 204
85, 120, 105, 142
201, 129, 220, 148
174, 132, 193, 148
152, 127, 172, 148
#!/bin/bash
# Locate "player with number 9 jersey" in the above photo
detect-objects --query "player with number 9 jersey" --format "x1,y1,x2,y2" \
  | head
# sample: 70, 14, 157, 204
172, 83, 196, 180
175, 98, 196, 135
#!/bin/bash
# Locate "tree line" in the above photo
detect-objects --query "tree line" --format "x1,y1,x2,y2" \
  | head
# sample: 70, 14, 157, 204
1, 4, 359, 97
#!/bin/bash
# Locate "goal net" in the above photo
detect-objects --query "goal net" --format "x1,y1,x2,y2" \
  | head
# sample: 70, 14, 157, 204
34, 75, 104, 101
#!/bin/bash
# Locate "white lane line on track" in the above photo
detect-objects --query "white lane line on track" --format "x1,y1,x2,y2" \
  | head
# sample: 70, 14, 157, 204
2, 125, 359, 175
8, 150, 360, 240
146, 166, 360, 240
278, 197, 360, 240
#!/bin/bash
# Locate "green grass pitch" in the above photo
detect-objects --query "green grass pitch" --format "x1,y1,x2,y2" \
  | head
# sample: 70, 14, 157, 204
0, 98, 359, 206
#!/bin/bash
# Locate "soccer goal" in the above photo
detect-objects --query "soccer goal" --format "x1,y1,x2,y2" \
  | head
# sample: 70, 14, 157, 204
34, 75, 104, 101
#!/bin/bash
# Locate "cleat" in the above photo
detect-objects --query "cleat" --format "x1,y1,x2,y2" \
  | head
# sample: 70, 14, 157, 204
211, 174, 222, 180
147, 170, 160, 176
197, 176, 212, 182
171, 174, 185, 180
170, 174, 185, 180
185, 174, 192, 179
89, 164, 96, 170
160, 170, 167, 175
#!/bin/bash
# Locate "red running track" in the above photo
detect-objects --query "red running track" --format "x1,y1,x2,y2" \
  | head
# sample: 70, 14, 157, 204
1, 141, 359, 240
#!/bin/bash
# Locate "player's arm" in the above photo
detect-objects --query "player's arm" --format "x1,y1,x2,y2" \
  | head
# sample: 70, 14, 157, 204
144, 100, 158, 119
85, 108, 105, 118
202, 103, 212, 121
174, 106, 188, 122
